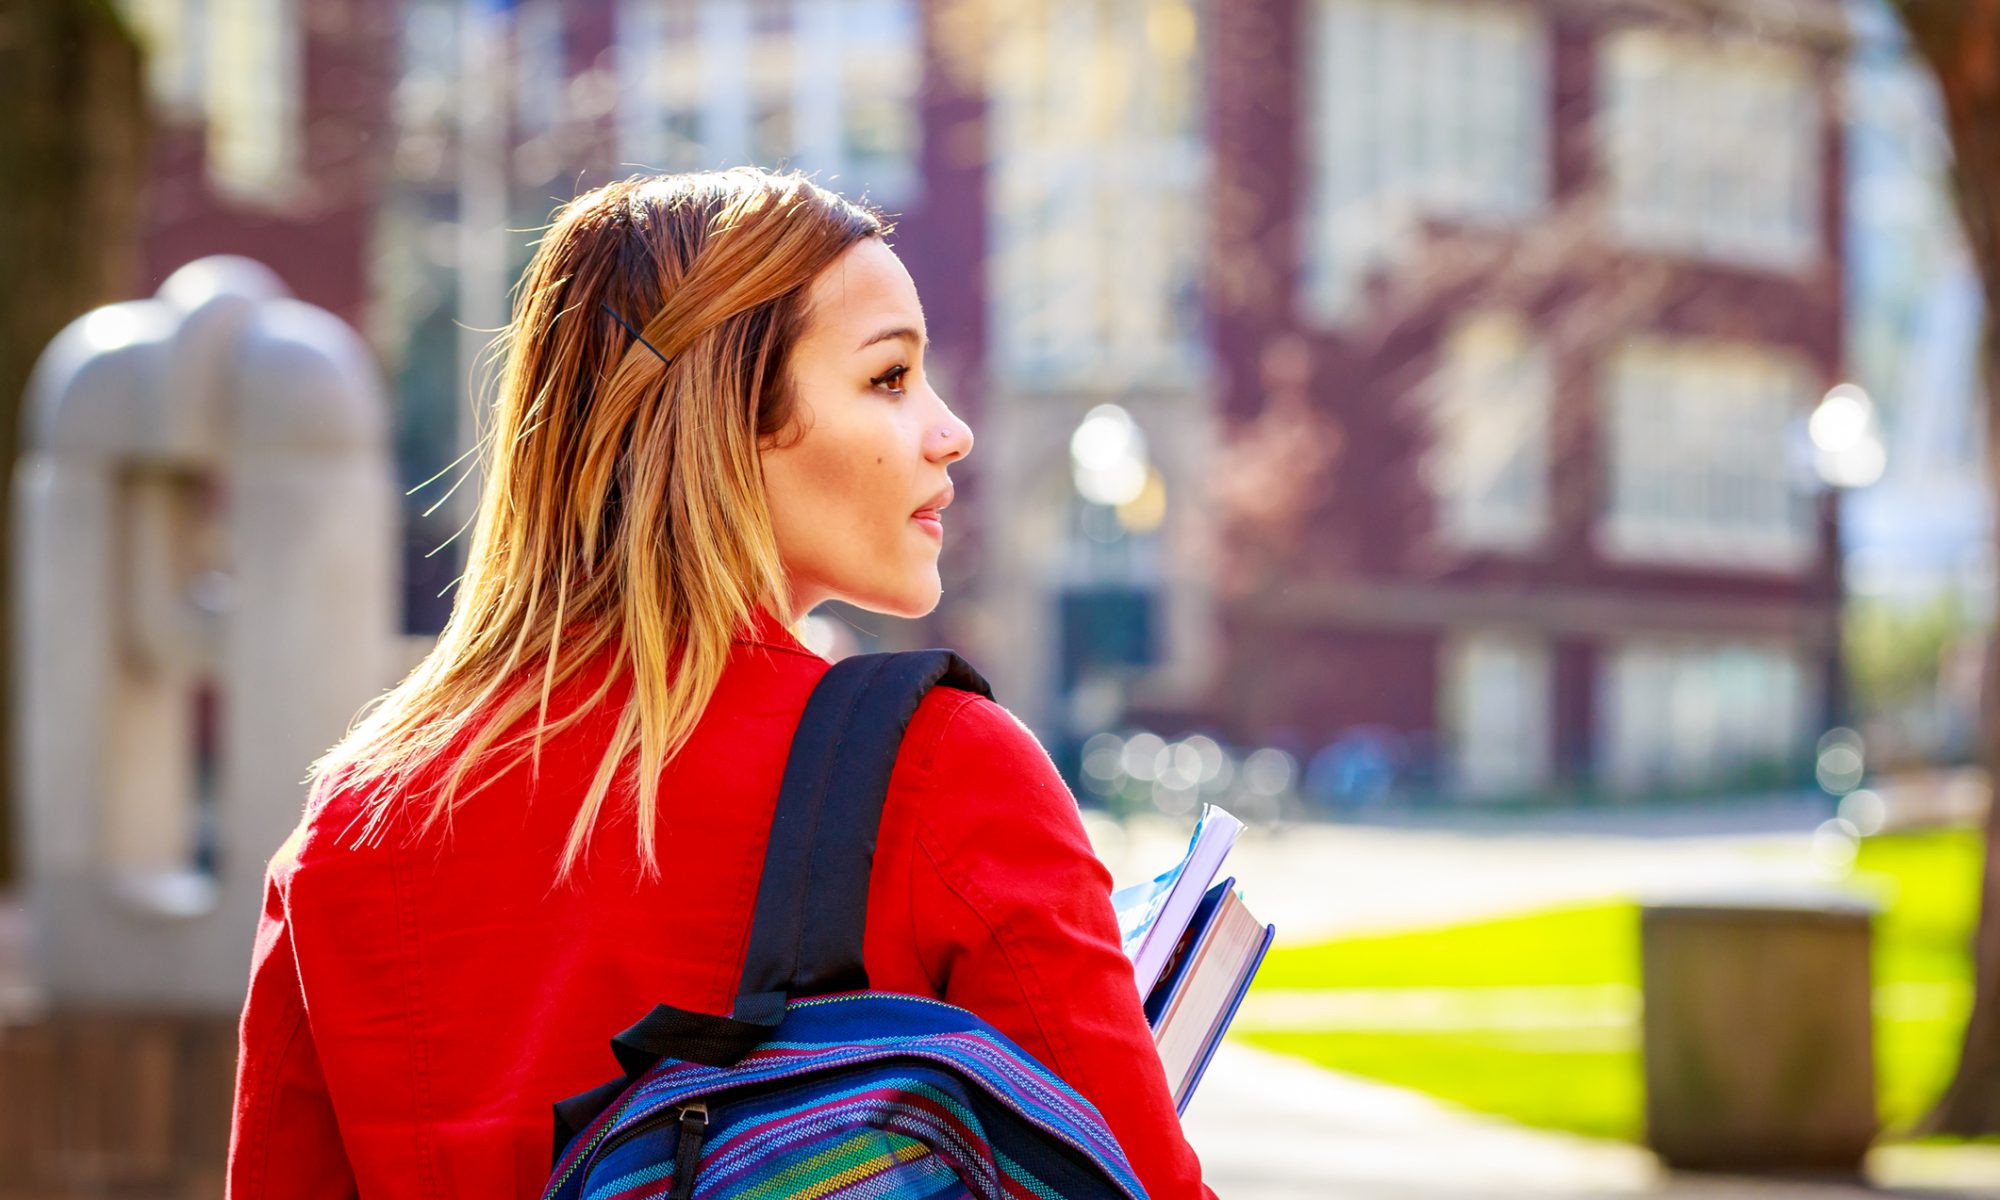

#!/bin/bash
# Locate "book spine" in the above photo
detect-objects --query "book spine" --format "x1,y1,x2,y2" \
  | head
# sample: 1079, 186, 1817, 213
1173, 922, 1276, 1117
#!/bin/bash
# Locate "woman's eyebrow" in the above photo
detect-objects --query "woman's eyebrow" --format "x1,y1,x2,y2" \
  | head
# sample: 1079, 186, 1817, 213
855, 326, 928, 353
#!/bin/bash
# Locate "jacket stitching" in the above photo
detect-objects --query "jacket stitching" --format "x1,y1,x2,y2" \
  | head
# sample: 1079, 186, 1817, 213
884, 688, 977, 1000
238, 984, 307, 1196
910, 695, 1089, 1076
901, 798, 947, 998
729, 635, 822, 661
908, 688, 982, 774
911, 828, 1080, 1083
717, 783, 773, 1006
901, 692, 990, 996
387, 848, 442, 1198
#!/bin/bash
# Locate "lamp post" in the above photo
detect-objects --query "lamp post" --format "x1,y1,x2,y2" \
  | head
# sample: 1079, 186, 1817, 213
1059, 405, 1166, 795
1806, 382, 1888, 791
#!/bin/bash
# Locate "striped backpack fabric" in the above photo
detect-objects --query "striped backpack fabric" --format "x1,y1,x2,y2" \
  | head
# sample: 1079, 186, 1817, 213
542, 650, 1149, 1200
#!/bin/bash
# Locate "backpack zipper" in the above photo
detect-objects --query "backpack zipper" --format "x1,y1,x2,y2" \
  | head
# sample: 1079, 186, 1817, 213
665, 1103, 709, 1200
569, 1101, 712, 1199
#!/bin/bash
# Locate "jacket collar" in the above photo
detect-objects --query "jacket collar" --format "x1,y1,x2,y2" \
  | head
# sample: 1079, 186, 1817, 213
733, 601, 821, 659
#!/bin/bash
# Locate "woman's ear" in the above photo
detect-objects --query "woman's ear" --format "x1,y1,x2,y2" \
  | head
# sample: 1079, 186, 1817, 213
756, 424, 795, 454
758, 397, 813, 455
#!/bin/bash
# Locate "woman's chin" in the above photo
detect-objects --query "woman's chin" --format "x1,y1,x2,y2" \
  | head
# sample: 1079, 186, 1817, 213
887, 586, 943, 620
846, 574, 942, 620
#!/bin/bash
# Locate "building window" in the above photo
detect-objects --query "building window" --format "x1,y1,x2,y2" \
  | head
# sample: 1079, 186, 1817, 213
990, 0, 1206, 386
395, 1, 457, 129
205, 0, 300, 201
1426, 313, 1551, 552
513, 0, 567, 137
120, 0, 207, 113
1304, 0, 1549, 322
1599, 640, 1812, 794
616, 0, 920, 203
1600, 30, 1821, 268
1600, 338, 1818, 569
1442, 632, 1552, 799
825, 0, 921, 203
618, 0, 711, 172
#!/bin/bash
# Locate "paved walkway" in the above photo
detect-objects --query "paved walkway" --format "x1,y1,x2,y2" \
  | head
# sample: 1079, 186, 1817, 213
1097, 777, 2000, 1196
1089, 777, 1979, 946
1094, 811, 1846, 945
1185, 1040, 2000, 1198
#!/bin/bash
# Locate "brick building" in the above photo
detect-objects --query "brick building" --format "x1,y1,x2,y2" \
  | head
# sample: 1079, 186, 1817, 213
120, 0, 1852, 801
123, 0, 399, 330
1193, 0, 1850, 799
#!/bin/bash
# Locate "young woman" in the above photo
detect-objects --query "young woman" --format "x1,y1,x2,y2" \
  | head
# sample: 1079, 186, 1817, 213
225, 168, 1215, 1199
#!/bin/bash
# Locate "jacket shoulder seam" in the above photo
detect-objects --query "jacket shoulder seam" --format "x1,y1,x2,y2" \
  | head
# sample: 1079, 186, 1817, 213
908, 688, 993, 776
911, 831, 1078, 1076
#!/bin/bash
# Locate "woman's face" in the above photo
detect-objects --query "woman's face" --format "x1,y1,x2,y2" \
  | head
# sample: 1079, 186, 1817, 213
760, 237, 973, 621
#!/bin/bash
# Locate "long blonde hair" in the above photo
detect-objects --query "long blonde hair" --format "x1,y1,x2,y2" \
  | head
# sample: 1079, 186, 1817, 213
315, 168, 886, 878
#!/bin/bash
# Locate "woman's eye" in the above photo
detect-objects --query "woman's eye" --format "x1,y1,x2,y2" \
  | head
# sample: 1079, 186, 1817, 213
870, 364, 909, 395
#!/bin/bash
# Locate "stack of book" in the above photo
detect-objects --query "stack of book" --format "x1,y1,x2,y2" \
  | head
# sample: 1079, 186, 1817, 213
1112, 804, 1275, 1114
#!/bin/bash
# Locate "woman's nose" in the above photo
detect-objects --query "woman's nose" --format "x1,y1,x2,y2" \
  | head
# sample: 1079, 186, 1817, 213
929, 407, 974, 464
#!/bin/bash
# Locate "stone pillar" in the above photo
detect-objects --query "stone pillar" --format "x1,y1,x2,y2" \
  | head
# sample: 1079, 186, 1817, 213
12, 255, 397, 1012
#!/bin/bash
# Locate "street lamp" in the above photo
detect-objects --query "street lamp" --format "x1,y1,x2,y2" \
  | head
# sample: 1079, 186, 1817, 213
1059, 405, 1165, 792
1069, 403, 1167, 536
1070, 403, 1150, 506
1805, 382, 1889, 800
1809, 383, 1888, 489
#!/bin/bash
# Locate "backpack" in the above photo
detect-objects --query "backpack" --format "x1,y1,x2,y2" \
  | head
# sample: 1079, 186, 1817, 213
541, 650, 1150, 1200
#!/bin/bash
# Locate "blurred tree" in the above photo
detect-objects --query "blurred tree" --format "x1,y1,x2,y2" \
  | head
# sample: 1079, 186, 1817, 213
1845, 592, 1978, 764
1846, 596, 1959, 711
1890, 0, 2000, 1136
0, 0, 150, 884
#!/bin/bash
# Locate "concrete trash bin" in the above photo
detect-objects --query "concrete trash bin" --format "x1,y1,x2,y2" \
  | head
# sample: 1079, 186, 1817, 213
1639, 888, 1879, 1174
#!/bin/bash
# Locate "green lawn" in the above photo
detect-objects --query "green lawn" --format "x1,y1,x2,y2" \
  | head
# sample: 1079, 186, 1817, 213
1239, 828, 1983, 1144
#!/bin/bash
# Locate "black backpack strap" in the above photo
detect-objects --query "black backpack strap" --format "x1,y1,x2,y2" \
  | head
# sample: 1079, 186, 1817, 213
740, 649, 991, 1002
605, 649, 991, 1073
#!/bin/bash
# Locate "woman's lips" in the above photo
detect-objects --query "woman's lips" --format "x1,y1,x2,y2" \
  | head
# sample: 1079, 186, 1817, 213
911, 483, 951, 540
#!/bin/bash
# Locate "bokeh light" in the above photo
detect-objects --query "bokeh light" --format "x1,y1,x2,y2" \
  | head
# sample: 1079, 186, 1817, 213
1069, 404, 1149, 507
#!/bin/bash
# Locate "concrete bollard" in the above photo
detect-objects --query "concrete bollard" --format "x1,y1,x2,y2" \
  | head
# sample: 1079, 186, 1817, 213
13, 255, 398, 1013
1639, 888, 1879, 1175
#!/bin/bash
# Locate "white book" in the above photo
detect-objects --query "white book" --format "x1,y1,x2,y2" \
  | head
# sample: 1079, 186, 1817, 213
1112, 804, 1244, 998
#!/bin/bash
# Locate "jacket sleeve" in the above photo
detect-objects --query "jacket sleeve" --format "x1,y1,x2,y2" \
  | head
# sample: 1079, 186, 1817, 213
907, 696, 1216, 1200
226, 843, 358, 1199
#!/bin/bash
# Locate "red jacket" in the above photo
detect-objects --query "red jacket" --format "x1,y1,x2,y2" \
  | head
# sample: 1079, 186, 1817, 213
226, 606, 1215, 1199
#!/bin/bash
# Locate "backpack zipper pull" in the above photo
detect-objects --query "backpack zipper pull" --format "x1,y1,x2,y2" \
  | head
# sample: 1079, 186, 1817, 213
666, 1103, 710, 1200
